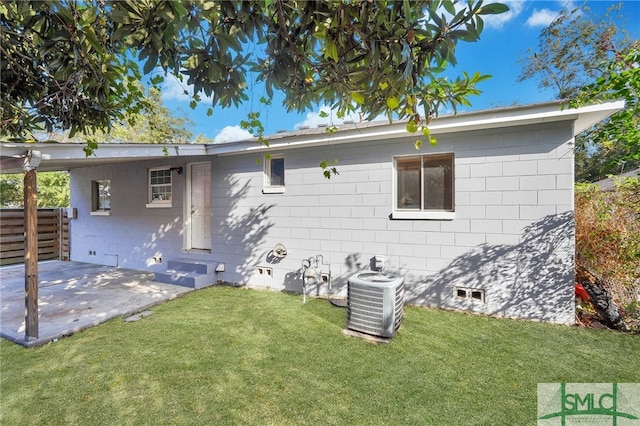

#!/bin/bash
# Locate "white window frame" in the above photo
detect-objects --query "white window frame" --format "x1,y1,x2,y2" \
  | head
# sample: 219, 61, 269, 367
146, 167, 173, 208
91, 179, 111, 216
392, 153, 455, 220
263, 155, 285, 194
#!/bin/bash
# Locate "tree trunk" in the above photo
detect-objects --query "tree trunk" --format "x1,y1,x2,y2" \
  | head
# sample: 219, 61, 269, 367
576, 261, 627, 331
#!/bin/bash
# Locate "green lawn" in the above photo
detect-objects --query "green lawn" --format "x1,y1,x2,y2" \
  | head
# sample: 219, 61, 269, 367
1, 286, 638, 425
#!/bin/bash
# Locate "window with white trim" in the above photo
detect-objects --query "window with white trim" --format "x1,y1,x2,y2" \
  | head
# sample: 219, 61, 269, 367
147, 167, 172, 208
91, 179, 111, 215
393, 153, 455, 220
263, 155, 285, 194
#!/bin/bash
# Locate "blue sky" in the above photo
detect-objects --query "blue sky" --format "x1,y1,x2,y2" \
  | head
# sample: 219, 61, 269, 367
156, 1, 640, 143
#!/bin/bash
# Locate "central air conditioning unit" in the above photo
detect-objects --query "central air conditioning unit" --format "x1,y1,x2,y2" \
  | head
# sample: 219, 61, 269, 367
347, 272, 405, 338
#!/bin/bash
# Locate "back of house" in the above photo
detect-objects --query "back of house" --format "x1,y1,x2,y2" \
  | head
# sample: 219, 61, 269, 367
4, 100, 622, 325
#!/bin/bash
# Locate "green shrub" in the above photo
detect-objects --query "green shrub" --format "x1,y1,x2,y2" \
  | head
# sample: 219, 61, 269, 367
575, 177, 640, 319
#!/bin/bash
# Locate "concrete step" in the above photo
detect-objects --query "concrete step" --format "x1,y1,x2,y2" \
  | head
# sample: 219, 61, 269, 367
166, 258, 218, 274
154, 259, 219, 288
153, 270, 217, 289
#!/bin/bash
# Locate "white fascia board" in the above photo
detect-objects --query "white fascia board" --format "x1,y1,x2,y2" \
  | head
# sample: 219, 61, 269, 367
209, 100, 625, 156
0, 100, 623, 167
571, 99, 626, 134
428, 104, 577, 134
429, 99, 624, 136
0, 143, 205, 161
209, 125, 408, 156
71, 143, 207, 159
0, 143, 207, 174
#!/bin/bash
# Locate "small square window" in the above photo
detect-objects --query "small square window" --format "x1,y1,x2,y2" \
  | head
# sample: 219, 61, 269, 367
263, 155, 285, 194
393, 153, 455, 220
91, 180, 111, 215
147, 168, 173, 208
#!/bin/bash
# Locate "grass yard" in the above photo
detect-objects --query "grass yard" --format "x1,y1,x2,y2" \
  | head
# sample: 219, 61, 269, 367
1, 286, 639, 425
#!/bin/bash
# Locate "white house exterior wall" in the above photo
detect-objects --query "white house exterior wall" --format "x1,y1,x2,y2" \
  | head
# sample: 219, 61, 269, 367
69, 157, 194, 268
69, 121, 575, 325
210, 121, 575, 325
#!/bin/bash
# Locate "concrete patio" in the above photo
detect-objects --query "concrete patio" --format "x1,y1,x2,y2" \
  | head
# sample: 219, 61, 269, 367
0, 261, 204, 347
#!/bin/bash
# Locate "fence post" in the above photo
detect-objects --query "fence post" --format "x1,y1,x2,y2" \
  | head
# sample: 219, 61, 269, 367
58, 208, 62, 260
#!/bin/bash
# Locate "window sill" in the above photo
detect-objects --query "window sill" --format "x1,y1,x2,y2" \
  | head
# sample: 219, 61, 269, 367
262, 187, 285, 194
391, 211, 455, 220
90, 211, 111, 216
146, 203, 172, 209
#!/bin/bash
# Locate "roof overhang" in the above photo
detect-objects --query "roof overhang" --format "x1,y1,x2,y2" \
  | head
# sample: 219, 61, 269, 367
0, 143, 207, 174
0, 99, 625, 173
209, 99, 625, 156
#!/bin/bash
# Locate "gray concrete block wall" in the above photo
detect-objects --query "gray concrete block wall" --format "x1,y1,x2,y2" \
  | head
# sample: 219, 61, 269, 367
211, 122, 575, 324
69, 158, 197, 270
69, 121, 575, 325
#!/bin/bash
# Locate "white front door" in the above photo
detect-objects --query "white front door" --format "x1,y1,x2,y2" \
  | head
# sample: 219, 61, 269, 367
189, 162, 211, 250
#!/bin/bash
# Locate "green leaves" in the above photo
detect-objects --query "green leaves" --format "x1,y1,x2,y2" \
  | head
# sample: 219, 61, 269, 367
0, 0, 141, 139
1, 0, 507, 143
571, 46, 640, 180
386, 97, 400, 110
0, 171, 70, 207
320, 159, 339, 179
477, 4, 510, 15
406, 120, 419, 134
324, 41, 339, 62
407, 120, 436, 151
240, 111, 265, 141
83, 139, 99, 157
351, 92, 365, 105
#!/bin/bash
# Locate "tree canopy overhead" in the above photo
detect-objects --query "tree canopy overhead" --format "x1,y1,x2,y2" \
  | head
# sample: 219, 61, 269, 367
518, 2, 639, 181
1, 0, 508, 142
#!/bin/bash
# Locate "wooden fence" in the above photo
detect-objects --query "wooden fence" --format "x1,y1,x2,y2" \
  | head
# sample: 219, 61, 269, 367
0, 208, 69, 266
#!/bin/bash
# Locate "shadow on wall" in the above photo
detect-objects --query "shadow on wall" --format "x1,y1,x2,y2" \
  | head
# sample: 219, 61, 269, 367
133, 216, 183, 268
216, 175, 274, 282
281, 253, 366, 299
282, 271, 301, 294
406, 212, 575, 324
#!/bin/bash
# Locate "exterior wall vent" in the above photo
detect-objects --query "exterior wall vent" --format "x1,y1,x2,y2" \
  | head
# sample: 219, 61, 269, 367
256, 267, 273, 278
455, 287, 485, 303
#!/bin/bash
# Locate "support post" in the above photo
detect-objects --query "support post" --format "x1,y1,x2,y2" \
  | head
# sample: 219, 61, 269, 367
24, 168, 38, 340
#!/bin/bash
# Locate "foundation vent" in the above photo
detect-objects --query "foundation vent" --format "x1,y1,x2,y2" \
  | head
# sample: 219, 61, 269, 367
455, 287, 485, 303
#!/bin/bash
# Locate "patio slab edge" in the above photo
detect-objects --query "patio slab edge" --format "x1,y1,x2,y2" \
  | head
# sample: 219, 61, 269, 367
1, 291, 194, 348
1, 261, 217, 348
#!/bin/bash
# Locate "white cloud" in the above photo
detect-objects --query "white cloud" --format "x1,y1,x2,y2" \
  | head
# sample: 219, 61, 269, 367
160, 73, 214, 103
525, 1, 579, 28
482, 0, 525, 29
213, 126, 253, 144
525, 8, 559, 27
294, 106, 361, 129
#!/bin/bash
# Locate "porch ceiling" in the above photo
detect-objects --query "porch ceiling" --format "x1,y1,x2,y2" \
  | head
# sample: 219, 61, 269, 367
0, 143, 207, 174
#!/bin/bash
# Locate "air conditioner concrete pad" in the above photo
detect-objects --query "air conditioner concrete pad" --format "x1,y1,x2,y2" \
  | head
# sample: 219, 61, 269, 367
342, 328, 392, 344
